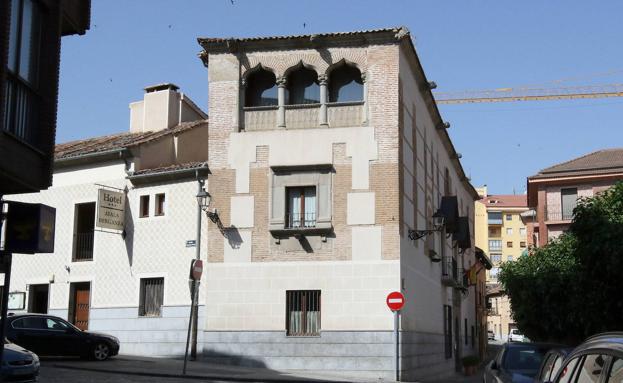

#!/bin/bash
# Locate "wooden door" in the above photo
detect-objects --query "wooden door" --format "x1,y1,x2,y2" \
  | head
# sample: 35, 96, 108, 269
72, 284, 90, 330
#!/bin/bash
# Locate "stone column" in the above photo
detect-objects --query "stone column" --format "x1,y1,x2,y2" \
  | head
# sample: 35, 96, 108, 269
318, 74, 328, 127
361, 72, 369, 125
277, 76, 287, 128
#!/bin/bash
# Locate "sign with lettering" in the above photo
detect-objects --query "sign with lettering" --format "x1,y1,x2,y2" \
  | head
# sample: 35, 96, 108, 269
97, 189, 125, 231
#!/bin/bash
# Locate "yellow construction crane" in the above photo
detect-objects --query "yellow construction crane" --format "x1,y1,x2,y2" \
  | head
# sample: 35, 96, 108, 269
433, 84, 623, 104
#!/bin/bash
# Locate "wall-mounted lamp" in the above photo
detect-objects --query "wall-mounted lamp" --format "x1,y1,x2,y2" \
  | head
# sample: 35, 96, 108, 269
197, 188, 227, 236
428, 81, 438, 90
408, 210, 446, 241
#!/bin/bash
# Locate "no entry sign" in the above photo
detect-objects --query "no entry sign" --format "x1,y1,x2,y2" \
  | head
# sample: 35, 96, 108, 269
386, 291, 405, 311
190, 259, 203, 281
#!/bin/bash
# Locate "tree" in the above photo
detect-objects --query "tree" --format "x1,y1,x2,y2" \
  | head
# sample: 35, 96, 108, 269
499, 182, 623, 345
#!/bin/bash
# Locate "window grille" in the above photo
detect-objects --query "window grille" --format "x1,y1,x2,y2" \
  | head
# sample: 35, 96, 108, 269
139, 278, 164, 317
286, 290, 320, 336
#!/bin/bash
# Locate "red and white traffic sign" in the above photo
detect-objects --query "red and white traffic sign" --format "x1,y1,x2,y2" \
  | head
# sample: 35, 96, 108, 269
190, 259, 203, 281
386, 291, 405, 311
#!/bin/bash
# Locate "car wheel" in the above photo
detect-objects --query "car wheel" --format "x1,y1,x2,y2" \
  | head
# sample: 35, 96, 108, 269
92, 342, 110, 361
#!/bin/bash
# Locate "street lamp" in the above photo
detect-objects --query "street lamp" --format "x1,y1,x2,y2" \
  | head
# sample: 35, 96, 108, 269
196, 188, 225, 232
408, 209, 446, 241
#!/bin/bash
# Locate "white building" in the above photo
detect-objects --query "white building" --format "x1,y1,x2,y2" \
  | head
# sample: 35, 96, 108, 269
6, 27, 481, 381
5, 84, 210, 356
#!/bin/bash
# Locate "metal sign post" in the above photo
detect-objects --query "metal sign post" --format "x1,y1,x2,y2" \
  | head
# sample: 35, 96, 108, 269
386, 291, 405, 382
183, 259, 203, 375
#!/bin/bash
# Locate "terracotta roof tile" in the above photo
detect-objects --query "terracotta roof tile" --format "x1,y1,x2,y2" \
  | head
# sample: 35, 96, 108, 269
130, 161, 208, 177
481, 194, 527, 208
530, 148, 623, 179
54, 120, 208, 160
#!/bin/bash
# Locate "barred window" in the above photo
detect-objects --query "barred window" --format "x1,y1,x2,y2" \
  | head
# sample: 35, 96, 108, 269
139, 278, 164, 317
286, 290, 320, 336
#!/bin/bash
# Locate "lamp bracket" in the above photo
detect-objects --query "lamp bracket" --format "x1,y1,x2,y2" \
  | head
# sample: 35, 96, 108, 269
408, 229, 439, 241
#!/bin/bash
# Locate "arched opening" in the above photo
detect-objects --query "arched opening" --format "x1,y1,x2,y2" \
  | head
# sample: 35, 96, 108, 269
328, 63, 363, 103
245, 68, 277, 107
286, 66, 319, 105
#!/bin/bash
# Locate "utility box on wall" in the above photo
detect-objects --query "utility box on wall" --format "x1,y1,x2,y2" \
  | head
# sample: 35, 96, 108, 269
4, 201, 56, 254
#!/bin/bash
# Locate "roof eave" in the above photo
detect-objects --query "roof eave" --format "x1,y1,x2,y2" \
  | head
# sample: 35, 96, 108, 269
54, 148, 131, 169
127, 164, 210, 185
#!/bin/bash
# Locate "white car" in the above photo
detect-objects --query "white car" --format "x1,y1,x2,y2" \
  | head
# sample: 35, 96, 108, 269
508, 329, 525, 342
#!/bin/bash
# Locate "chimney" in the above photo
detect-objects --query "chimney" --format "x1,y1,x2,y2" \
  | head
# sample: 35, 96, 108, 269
129, 83, 206, 133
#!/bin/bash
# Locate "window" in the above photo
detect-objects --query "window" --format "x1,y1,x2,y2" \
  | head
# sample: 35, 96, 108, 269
506, 214, 512, 221
490, 267, 499, 278
561, 188, 578, 220
520, 227, 526, 237
328, 63, 363, 103
45, 318, 70, 331
488, 212, 503, 224
4, 0, 42, 148
287, 66, 319, 104
464, 318, 468, 345
507, 255, 513, 262
609, 358, 623, 382
575, 354, 608, 383
286, 186, 316, 228
73, 202, 95, 261
489, 240, 502, 251
507, 241, 513, 248
155, 193, 165, 216
139, 278, 164, 317
489, 227, 501, 237
286, 290, 320, 336
520, 241, 526, 248
443, 305, 452, 359
12, 316, 45, 329
140, 195, 150, 218
471, 325, 475, 348
506, 228, 513, 235
559, 356, 582, 383
491, 254, 501, 263
245, 67, 277, 107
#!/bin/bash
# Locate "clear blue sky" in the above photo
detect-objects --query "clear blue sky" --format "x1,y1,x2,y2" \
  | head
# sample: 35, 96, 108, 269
57, 0, 623, 194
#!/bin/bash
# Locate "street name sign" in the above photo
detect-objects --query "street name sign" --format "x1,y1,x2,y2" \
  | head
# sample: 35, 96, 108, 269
386, 291, 405, 311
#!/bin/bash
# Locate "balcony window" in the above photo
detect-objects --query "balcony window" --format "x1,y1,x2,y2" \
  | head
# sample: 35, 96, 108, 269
328, 63, 363, 103
561, 188, 578, 220
244, 68, 277, 107
286, 186, 316, 229
4, 0, 43, 149
520, 227, 526, 237
506, 228, 513, 235
489, 240, 502, 251
488, 212, 503, 225
73, 202, 95, 262
286, 66, 319, 105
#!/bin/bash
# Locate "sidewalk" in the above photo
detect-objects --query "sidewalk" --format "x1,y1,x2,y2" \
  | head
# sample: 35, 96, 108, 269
49, 355, 368, 382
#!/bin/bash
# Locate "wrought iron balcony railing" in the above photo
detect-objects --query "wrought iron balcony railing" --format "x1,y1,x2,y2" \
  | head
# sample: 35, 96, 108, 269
73, 231, 94, 261
285, 212, 317, 229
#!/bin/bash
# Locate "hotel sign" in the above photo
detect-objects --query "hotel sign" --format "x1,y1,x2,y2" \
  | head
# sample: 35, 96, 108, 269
97, 189, 125, 231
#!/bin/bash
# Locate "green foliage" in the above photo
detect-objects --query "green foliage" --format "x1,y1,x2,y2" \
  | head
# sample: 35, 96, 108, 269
461, 355, 480, 366
499, 182, 623, 345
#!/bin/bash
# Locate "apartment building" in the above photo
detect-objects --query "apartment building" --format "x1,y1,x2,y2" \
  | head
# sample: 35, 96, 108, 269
5, 85, 211, 355
527, 148, 623, 247
474, 186, 527, 341
198, 27, 480, 380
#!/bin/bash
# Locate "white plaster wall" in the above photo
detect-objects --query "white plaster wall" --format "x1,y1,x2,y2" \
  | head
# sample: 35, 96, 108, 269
347, 192, 375, 225
5, 165, 208, 318
204, 260, 400, 332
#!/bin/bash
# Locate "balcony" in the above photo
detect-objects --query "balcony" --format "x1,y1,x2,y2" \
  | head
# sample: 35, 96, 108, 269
243, 106, 278, 131
286, 212, 317, 229
327, 102, 364, 128
545, 206, 574, 222
441, 255, 459, 287
487, 212, 503, 225
285, 104, 320, 129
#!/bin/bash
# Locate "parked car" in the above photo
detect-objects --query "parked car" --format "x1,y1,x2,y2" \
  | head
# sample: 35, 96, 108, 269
1, 339, 40, 382
509, 329, 526, 342
484, 342, 563, 383
489, 330, 496, 340
548, 332, 623, 383
5, 314, 119, 361
534, 347, 573, 383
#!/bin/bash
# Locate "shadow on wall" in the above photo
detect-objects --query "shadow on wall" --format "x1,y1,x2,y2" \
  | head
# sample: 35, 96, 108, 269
226, 226, 243, 249
124, 194, 134, 267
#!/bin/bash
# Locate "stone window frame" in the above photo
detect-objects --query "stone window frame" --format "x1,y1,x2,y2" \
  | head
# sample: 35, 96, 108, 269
269, 165, 333, 237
